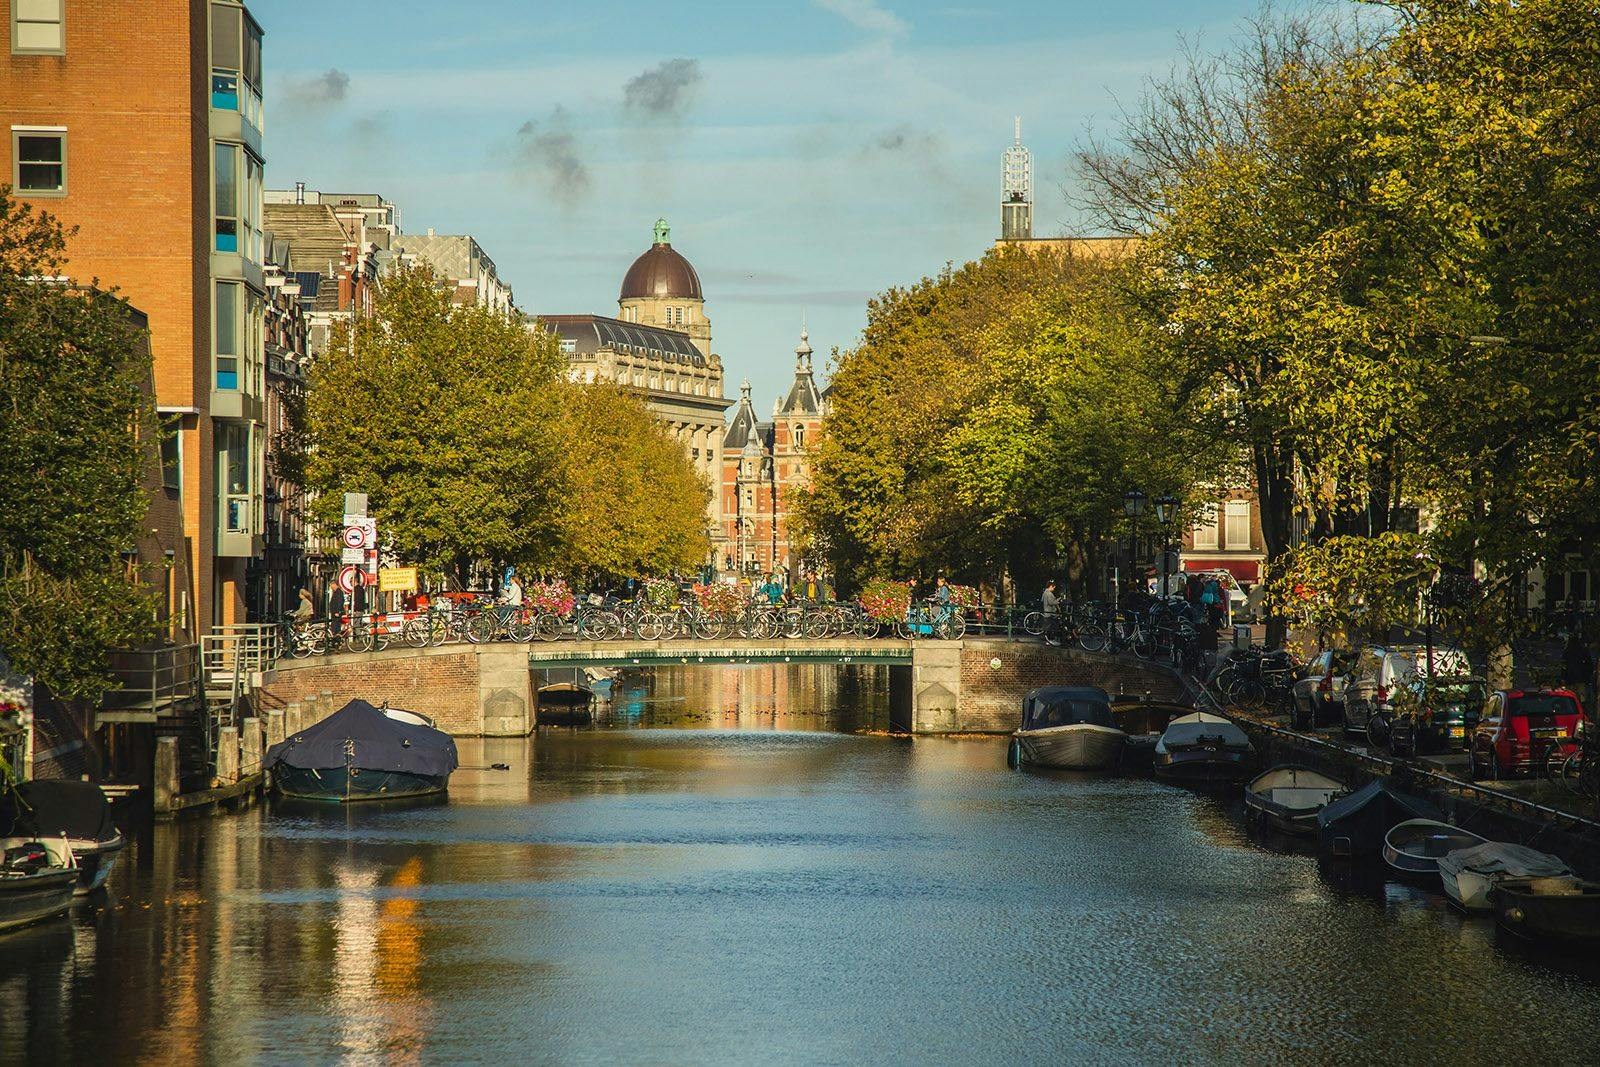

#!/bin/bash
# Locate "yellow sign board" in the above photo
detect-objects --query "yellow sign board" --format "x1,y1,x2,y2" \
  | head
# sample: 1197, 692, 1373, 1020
378, 567, 419, 593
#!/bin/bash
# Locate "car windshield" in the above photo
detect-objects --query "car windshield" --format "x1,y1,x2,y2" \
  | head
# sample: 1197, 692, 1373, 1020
1507, 694, 1578, 725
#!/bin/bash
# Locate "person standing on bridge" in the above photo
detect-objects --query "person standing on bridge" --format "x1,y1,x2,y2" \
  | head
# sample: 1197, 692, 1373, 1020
1042, 580, 1062, 646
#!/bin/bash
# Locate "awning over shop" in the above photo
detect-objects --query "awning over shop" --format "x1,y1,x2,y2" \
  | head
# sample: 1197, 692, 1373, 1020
1180, 558, 1261, 583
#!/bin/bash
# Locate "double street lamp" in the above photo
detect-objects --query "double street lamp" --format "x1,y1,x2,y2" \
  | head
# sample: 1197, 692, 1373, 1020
1154, 495, 1178, 599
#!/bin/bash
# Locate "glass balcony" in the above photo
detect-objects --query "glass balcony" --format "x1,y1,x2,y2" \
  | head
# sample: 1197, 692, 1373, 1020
211, 69, 239, 111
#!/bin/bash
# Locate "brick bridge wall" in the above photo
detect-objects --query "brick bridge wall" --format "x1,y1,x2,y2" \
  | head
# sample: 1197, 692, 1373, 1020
259, 645, 532, 737
948, 637, 1192, 733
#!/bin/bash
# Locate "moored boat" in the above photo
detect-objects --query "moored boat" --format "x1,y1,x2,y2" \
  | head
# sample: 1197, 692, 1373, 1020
1438, 842, 1574, 912
1111, 701, 1188, 772
0, 842, 76, 932
267, 699, 459, 803
0, 779, 125, 897
1382, 819, 1488, 880
1010, 686, 1124, 770
1244, 766, 1347, 835
1316, 779, 1442, 859
1491, 876, 1600, 946
537, 682, 596, 727
1152, 712, 1253, 783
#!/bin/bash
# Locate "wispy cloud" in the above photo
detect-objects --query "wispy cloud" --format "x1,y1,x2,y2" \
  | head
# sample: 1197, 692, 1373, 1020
623, 58, 703, 119
511, 107, 590, 205
812, 0, 909, 37
285, 68, 351, 108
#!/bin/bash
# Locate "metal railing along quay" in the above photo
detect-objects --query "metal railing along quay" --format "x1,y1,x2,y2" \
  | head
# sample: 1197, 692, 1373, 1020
98, 643, 202, 719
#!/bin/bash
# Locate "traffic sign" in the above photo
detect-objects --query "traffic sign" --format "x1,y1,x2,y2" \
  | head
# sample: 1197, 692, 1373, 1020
337, 565, 361, 594
342, 525, 365, 549
379, 567, 419, 593
341, 547, 365, 564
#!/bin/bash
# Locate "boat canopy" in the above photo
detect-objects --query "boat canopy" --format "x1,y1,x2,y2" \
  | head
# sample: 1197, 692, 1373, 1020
1020, 686, 1114, 731
1438, 842, 1573, 881
1159, 712, 1249, 749
1316, 779, 1442, 854
0, 779, 117, 844
267, 699, 459, 778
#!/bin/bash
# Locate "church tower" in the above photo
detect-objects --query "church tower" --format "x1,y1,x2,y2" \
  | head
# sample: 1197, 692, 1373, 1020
618, 218, 712, 359
1001, 117, 1033, 241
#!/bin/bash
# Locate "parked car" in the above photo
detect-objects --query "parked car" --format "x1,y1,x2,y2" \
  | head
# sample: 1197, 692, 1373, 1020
1290, 648, 1354, 730
1468, 689, 1585, 779
1342, 644, 1473, 741
1387, 674, 1487, 757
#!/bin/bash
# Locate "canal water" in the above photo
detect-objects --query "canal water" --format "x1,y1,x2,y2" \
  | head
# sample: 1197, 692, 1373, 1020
4, 665, 1599, 1065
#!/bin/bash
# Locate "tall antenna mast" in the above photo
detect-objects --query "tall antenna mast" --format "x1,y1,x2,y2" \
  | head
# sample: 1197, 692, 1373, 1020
1001, 116, 1033, 241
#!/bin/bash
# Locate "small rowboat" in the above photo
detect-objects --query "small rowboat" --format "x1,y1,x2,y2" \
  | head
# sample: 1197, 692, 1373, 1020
1153, 712, 1253, 784
1382, 819, 1487, 880
1491, 876, 1600, 945
1244, 766, 1347, 835
1438, 842, 1574, 912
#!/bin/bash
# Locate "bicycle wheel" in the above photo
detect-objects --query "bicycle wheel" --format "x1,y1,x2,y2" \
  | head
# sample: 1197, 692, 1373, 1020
1077, 625, 1106, 653
507, 611, 536, 642
693, 616, 727, 641
465, 612, 497, 644
1022, 612, 1046, 636
895, 619, 916, 640
938, 614, 967, 640
403, 617, 431, 649
288, 627, 315, 658
803, 612, 830, 640
345, 625, 374, 654
856, 616, 882, 640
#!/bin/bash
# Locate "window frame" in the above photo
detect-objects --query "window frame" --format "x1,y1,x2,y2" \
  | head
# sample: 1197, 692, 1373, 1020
1223, 499, 1251, 550
1192, 503, 1219, 551
11, 126, 66, 197
11, 0, 65, 56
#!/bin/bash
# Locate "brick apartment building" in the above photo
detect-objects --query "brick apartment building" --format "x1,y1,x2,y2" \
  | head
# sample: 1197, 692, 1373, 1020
2, 0, 270, 631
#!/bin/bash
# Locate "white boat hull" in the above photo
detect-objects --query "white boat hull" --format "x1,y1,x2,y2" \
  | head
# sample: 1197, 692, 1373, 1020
1015, 725, 1127, 770
1441, 868, 1494, 912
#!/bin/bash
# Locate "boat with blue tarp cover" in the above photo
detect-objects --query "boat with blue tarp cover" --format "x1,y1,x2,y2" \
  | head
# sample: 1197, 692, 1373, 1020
267, 700, 458, 802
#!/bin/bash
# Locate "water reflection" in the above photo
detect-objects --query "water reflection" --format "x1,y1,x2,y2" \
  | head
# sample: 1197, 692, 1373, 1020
2, 666, 1598, 1063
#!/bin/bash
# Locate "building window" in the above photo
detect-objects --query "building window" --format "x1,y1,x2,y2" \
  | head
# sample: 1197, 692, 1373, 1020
559, 338, 576, 354
1193, 505, 1219, 551
214, 143, 238, 251
159, 416, 182, 490
11, 128, 65, 195
215, 281, 240, 389
210, 3, 262, 125
1224, 500, 1251, 550
794, 425, 806, 450
11, 0, 63, 54
217, 422, 252, 535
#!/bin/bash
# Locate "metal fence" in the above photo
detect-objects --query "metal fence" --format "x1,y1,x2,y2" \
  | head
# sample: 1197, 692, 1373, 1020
100, 644, 201, 713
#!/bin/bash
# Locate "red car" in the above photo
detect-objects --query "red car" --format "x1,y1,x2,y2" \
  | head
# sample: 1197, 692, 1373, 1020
1468, 688, 1584, 779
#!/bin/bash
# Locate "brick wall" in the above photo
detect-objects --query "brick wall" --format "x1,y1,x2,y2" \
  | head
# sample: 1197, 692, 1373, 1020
957, 638, 1190, 732
260, 647, 488, 736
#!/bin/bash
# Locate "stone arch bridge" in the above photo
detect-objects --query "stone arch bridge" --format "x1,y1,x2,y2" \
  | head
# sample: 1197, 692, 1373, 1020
259, 637, 1190, 737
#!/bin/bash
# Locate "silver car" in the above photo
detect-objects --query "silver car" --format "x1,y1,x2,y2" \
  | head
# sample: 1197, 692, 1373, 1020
1342, 644, 1473, 737
1290, 648, 1351, 729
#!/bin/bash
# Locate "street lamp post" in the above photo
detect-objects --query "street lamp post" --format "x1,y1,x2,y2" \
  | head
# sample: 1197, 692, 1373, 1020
1123, 489, 1147, 601
1155, 495, 1178, 600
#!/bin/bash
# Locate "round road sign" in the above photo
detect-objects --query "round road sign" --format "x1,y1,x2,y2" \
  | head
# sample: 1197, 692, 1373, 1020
342, 525, 365, 549
337, 565, 361, 594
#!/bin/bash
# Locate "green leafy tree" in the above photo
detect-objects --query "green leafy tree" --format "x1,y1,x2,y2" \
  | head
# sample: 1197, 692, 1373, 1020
0, 188, 157, 699
305, 266, 568, 582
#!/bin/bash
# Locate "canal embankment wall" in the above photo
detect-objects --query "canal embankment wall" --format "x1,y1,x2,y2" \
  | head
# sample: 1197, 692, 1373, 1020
260, 644, 533, 737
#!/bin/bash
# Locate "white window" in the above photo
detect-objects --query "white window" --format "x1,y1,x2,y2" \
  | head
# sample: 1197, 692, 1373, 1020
12, 0, 64, 54
1192, 505, 1219, 551
12, 127, 65, 195
1224, 500, 1251, 550
794, 425, 806, 450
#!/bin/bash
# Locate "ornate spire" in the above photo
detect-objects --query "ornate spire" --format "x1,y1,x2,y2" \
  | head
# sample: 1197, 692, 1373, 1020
740, 377, 752, 399
795, 323, 813, 371
653, 218, 671, 245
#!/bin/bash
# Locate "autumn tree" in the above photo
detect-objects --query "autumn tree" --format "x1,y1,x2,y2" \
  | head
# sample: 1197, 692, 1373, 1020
0, 188, 157, 699
306, 265, 569, 582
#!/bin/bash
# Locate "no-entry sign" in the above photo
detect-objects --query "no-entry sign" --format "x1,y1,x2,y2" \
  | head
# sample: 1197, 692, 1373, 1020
337, 565, 362, 594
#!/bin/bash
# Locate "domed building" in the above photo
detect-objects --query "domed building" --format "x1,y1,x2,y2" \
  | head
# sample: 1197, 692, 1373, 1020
618, 218, 712, 360
536, 220, 732, 559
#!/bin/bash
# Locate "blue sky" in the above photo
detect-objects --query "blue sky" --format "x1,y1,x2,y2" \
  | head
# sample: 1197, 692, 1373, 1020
254, 0, 1275, 408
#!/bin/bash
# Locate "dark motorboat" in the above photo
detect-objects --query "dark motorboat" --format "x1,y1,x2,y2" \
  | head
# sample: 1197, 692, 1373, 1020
1111, 701, 1188, 771
1153, 712, 1254, 783
1010, 686, 1125, 770
267, 700, 458, 803
1316, 779, 1442, 859
0, 779, 125, 897
536, 682, 595, 727
1382, 819, 1489, 880
0, 842, 76, 932
1491, 876, 1600, 946
1244, 766, 1348, 835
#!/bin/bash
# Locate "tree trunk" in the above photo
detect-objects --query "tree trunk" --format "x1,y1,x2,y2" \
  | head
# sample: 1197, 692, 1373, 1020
1253, 441, 1295, 648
